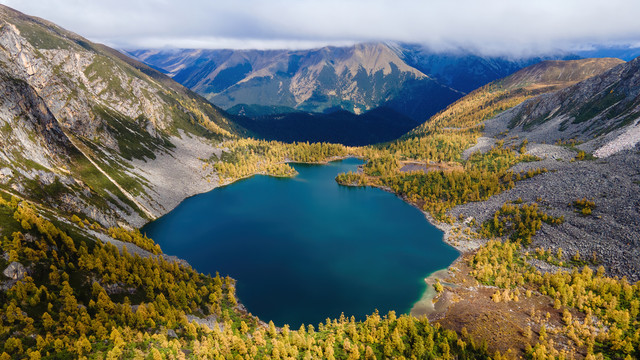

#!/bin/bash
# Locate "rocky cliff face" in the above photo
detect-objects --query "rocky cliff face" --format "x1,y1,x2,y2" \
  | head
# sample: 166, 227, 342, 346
0, 5, 241, 227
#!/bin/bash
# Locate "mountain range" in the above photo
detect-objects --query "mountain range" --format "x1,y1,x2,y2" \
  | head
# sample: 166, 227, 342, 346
128, 44, 460, 121
128, 44, 573, 123
128, 44, 580, 144
2, 3, 640, 359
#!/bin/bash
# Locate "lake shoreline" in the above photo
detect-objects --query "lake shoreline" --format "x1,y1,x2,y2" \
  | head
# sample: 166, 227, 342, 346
215, 155, 359, 187
153, 155, 475, 324
337, 176, 487, 317
145, 157, 453, 327
409, 268, 449, 317
409, 211, 486, 318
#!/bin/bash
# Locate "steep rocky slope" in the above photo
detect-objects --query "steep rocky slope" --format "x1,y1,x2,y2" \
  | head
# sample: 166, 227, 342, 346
499, 58, 625, 90
450, 57, 640, 280
128, 44, 465, 121
406, 57, 624, 139
488, 57, 640, 156
0, 5, 242, 227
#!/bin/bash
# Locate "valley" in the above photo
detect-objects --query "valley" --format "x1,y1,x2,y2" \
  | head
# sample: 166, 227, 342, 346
128, 44, 572, 145
0, 3, 639, 360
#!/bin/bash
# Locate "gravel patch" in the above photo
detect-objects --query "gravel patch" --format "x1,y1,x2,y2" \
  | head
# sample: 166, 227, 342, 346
528, 258, 565, 275
525, 143, 576, 161
186, 314, 223, 332
462, 137, 496, 160
594, 117, 640, 158
450, 146, 640, 281
128, 131, 223, 219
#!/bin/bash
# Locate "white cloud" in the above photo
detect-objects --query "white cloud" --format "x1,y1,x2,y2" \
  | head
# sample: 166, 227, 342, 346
2, 0, 640, 56
97, 36, 357, 51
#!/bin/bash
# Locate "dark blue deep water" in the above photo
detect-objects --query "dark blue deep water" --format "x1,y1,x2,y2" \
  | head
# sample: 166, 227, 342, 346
142, 158, 458, 327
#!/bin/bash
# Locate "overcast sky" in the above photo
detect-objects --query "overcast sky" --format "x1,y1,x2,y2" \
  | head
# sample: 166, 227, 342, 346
2, 0, 640, 56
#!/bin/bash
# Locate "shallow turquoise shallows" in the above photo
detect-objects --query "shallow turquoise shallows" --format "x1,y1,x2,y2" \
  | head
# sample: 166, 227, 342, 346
142, 158, 458, 328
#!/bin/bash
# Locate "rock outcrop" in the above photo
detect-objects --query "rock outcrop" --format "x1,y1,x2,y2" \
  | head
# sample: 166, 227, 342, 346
3, 261, 26, 280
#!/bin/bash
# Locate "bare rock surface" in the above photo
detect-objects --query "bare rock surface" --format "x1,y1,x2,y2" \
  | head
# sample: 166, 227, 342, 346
185, 314, 223, 332
3, 261, 26, 280
462, 137, 495, 160
524, 143, 575, 161
129, 132, 223, 219
450, 147, 640, 281
0, 8, 238, 229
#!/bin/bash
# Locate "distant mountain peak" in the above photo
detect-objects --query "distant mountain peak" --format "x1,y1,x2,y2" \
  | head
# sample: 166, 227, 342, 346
128, 43, 580, 124
128, 42, 452, 119
341, 42, 427, 77
500, 57, 626, 90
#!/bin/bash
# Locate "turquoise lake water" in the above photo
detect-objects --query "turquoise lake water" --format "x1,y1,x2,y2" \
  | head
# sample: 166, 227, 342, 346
142, 158, 458, 327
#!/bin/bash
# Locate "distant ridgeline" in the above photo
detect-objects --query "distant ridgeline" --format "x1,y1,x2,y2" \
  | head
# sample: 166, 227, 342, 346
128, 44, 574, 145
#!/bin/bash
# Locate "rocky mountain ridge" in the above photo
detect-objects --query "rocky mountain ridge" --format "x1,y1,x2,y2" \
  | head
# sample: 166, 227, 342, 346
390, 42, 579, 93
0, 5, 241, 228
135, 44, 528, 123
487, 57, 640, 157
130, 43, 581, 125
450, 56, 640, 281
129, 43, 465, 122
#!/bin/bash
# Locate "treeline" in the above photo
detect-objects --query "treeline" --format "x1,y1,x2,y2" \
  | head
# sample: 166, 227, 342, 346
409, 85, 533, 137
381, 132, 480, 163
375, 85, 532, 164
337, 144, 547, 221
107, 226, 162, 254
212, 139, 352, 182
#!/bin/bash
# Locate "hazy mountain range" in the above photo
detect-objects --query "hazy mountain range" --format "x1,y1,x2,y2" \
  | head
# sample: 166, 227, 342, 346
127, 44, 575, 122
127, 43, 580, 143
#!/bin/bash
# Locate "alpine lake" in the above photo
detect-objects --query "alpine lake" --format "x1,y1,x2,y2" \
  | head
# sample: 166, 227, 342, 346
142, 158, 459, 328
